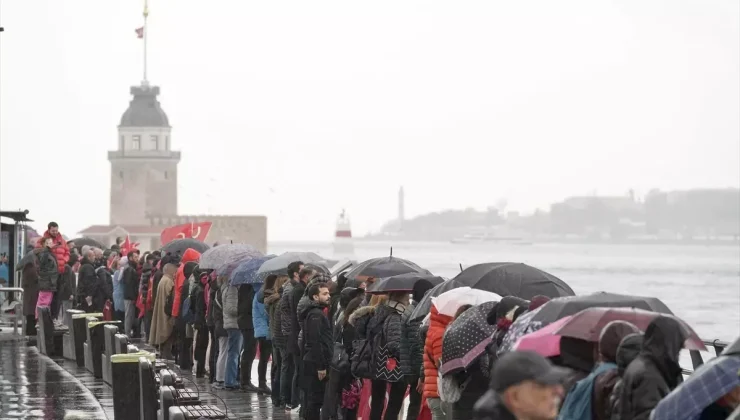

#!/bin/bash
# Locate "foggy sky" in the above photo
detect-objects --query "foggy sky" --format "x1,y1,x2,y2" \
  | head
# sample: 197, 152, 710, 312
0, 0, 738, 241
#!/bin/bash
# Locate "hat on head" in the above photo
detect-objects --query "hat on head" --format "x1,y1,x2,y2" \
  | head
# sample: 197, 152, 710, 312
490, 351, 569, 393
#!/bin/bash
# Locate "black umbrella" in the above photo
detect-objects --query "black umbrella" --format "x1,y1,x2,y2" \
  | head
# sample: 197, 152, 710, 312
345, 256, 429, 281
440, 301, 498, 376
452, 262, 574, 300
532, 292, 673, 324
161, 238, 210, 257
368, 273, 444, 294
68, 237, 105, 250
304, 262, 331, 276
408, 279, 464, 322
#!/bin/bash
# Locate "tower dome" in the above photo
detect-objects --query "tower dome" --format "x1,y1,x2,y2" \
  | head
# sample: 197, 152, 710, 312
119, 84, 170, 127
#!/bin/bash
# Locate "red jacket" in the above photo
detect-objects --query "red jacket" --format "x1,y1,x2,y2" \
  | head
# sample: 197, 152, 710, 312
423, 305, 453, 399
172, 248, 201, 317
36, 230, 69, 273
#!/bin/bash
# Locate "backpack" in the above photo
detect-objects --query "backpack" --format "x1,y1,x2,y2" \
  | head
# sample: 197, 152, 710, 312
331, 322, 350, 374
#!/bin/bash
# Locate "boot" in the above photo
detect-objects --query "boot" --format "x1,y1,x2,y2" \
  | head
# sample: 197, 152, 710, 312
258, 382, 272, 394
241, 382, 259, 392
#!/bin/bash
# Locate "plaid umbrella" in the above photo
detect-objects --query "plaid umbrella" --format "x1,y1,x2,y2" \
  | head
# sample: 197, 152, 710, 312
652, 355, 740, 420
199, 244, 262, 269
440, 301, 498, 376
230, 255, 276, 286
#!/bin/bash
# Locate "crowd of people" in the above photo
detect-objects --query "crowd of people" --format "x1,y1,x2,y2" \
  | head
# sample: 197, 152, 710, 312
13, 221, 740, 420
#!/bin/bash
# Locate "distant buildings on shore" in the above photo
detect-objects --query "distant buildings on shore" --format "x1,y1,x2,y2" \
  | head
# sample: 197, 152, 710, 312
369, 188, 740, 244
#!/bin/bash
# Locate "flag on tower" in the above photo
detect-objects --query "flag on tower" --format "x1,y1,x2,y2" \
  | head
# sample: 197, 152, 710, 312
135, 27, 144, 39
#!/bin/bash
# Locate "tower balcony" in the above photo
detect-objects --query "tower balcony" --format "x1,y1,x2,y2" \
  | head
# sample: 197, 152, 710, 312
108, 150, 181, 161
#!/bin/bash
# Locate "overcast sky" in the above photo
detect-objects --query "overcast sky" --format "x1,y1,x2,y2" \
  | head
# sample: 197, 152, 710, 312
0, 0, 738, 241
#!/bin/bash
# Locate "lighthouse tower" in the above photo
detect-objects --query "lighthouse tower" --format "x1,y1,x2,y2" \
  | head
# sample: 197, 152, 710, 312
108, 84, 180, 225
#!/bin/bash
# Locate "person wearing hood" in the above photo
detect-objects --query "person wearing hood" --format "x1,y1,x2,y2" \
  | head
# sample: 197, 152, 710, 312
35, 237, 59, 319
612, 316, 687, 420
557, 321, 640, 420
252, 279, 274, 395
299, 282, 333, 420
175, 261, 198, 370
608, 333, 643, 420
112, 256, 128, 322
473, 351, 568, 420
149, 263, 178, 359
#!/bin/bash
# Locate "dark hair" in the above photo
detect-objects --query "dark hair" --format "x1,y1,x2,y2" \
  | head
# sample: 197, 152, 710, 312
126, 250, 139, 260
454, 304, 473, 320
264, 274, 278, 290
298, 267, 315, 282
343, 295, 364, 326
336, 272, 348, 290
307, 282, 328, 301
287, 261, 304, 279
152, 250, 162, 258
48, 221, 58, 229
146, 254, 156, 262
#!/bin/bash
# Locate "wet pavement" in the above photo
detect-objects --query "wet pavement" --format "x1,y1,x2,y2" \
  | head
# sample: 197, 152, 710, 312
0, 336, 294, 419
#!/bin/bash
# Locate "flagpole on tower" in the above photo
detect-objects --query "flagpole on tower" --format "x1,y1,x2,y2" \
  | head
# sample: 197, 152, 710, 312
142, 0, 149, 86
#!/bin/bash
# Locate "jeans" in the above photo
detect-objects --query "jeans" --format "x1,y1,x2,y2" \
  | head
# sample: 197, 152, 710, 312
124, 299, 136, 336
370, 380, 407, 420
271, 346, 282, 404
224, 328, 243, 387
280, 348, 299, 407
427, 397, 447, 420
216, 336, 228, 382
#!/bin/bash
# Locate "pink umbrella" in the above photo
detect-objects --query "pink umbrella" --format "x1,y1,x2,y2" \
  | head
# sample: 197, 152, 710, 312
512, 315, 573, 357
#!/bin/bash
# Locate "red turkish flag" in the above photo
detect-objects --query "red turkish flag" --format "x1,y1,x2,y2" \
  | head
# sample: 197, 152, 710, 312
135, 27, 144, 39
120, 235, 140, 256
160, 222, 213, 246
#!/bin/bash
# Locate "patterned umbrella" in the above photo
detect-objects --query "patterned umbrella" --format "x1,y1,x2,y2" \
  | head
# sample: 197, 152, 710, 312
652, 355, 740, 420
440, 301, 498, 376
199, 243, 263, 269
256, 252, 326, 276
230, 255, 276, 286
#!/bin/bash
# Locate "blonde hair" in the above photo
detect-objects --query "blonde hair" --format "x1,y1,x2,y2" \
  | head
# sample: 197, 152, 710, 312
368, 294, 388, 307
274, 275, 289, 292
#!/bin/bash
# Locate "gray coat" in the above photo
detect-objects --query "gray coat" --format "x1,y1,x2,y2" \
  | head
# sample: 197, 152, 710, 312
222, 285, 240, 330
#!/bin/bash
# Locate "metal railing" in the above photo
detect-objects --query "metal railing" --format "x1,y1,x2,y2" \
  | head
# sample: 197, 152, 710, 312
683, 339, 730, 375
0, 287, 26, 336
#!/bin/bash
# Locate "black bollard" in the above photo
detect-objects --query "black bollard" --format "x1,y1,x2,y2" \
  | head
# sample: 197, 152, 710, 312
74, 314, 100, 367
102, 324, 120, 385
139, 357, 158, 420
111, 351, 155, 420
63, 309, 85, 361
86, 320, 121, 378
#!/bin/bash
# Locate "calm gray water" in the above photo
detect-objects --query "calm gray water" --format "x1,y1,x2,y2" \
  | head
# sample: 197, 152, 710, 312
270, 240, 740, 343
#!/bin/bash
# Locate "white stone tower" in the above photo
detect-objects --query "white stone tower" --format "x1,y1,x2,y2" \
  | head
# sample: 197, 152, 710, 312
108, 84, 180, 225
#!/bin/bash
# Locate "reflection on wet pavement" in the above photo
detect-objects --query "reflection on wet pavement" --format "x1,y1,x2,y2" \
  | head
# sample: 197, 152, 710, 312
0, 337, 294, 419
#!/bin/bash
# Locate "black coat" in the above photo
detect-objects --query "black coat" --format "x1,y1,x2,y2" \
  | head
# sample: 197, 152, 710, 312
473, 390, 517, 420
367, 301, 405, 374
77, 259, 101, 309
36, 248, 59, 292
400, 304, 421, 380
57, 264, 76, 301
192, 278, 207, 330
300, 301, 333, 371
285, 280, 306, 355
237, 284, 255, 330
140, 262, 154, 308
612, 317, 686, 420
122, 265, 139, 301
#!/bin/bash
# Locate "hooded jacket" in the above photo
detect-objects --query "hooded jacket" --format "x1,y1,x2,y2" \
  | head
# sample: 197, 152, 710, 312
300, 299, 333, 371
37, 230, 69, 274
35, 247, 59, 292
171, 248, 201, 318
264, 285, 284, 348
191, 272, 208, 329
222, 284, 240, 330
238, 283, 255, 330
252, 285, 270, 339
612, 318, 685, 420
423, 305, 453, 398
122, 258, 139, 301
367, 300, 406, 379
609, 333, 644, 420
